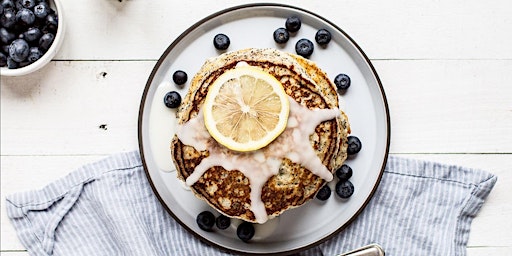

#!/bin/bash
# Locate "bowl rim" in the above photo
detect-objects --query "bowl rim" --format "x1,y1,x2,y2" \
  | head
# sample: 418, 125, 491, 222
0, 0, 65, 77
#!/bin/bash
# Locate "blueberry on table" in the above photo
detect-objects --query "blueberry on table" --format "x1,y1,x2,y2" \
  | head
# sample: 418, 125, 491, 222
334, 73, 351, 91
213, 33, 230, 50
316, 185, 331, 201
285, 16, 301, 32
196, 211, 216, 231
163, 91, 181, 108
273, 27, 289, 44
315, 29, 332, 45
236, 222, 255, 242
295, 38, 314, 58
335, 164, 353, 181
346, 136, 362, 155
335, 180, 354, 199
9, 38, 29, 62
215, 215, 231, 230
38, 32, 54, 50
172, 70, 187, 86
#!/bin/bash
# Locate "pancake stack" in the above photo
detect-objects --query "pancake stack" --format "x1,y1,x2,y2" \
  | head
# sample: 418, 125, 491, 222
171, 48, 350, 223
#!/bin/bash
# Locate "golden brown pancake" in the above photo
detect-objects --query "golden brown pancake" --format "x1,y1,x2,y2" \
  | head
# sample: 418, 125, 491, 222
171, 48, 350, 223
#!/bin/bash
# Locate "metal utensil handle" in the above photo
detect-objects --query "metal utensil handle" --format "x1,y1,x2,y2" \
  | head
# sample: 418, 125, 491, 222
337, 244, 385, 256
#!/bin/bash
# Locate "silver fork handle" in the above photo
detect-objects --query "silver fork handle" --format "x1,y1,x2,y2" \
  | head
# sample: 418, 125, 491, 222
337, 244, 385, 256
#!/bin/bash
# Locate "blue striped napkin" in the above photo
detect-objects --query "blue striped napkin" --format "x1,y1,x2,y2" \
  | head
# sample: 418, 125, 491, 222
5, 151, 496, 256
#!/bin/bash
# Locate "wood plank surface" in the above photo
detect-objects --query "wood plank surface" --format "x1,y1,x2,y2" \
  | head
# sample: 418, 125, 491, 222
1, 0, 511, 255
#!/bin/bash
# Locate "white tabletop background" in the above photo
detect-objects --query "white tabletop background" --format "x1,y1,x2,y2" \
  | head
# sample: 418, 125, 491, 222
1, 0, 511, 255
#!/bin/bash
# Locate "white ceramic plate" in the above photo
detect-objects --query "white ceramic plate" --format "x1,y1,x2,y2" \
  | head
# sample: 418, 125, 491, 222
138, 4, 390, 255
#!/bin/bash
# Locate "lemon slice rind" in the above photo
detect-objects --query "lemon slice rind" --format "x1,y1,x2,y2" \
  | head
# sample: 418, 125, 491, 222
203, 65, 289, 152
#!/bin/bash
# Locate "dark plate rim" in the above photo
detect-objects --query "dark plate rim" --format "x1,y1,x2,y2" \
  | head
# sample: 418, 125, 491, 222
137, 3, 391, 255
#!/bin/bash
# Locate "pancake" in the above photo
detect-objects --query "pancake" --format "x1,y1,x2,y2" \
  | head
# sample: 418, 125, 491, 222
171, 48, 350, 223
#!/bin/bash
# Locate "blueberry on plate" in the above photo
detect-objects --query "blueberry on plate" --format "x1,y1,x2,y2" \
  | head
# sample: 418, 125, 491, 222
215, 215, 231, 230
172, 70, 187, 86
163, 91, 181, 108
316, 185, 331, 201
346, 136, 362, 155
285, 16, 301, 32
213, 33, 230, 50
9, 38, 29, 62
335, 164, 353, 181
315, 29, 332, 45
273, 27, 289, 44
335, 180, 354, 199
196, 211, 215, 231
237, 222, 255, 242
334, 73, 351, 90
295, 38, 314, 58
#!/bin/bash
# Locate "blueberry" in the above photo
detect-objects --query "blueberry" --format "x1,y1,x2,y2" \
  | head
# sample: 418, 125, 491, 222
215, 215, 231, 230
335, 164, 353, 181
0, 27, 16, 44
236, 222, 255, 242
27, 46, 41, 62
1, 8, 16, 28
196, 211, 215, 231
295, 38, 314, 58
9, 38, 29, 62
1, 0, 15, 9
23, 27, 41, 41
213, 33, 230, 50
0, 52, 6, 66
6, 56, 18, 68
172, 70, 187, 86
45, 12, 57, 26
16, 8, 35, 26
33, 2, 49, 18
316, 185, 331, 201
273, 27, 289, 44
38, 32, 54, 50
335, 180, 354, 199
346, 136, 362, 155
285, 16, 301, 32
315, 29, 332, 45
334, 73, 351, 90
163, 91, 181, 108
20, 0, 35, 9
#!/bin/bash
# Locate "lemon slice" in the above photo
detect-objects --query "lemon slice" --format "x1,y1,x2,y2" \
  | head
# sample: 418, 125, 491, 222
203, 65, 290, 152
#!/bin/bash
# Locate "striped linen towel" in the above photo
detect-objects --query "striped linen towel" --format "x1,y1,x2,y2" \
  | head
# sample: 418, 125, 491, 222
5, 151, 496, 256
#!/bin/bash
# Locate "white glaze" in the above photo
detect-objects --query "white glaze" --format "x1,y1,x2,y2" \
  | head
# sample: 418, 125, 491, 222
176, 97, 340, 223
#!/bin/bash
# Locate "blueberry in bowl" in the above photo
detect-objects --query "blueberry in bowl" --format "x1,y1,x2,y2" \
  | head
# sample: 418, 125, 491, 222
0, 0, 65, 76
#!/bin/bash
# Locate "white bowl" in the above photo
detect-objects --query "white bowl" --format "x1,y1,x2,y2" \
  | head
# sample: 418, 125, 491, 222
0, 0, 65, 76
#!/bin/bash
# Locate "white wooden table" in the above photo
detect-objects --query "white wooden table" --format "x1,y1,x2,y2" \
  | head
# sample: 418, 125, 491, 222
1, 0, 511, 254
